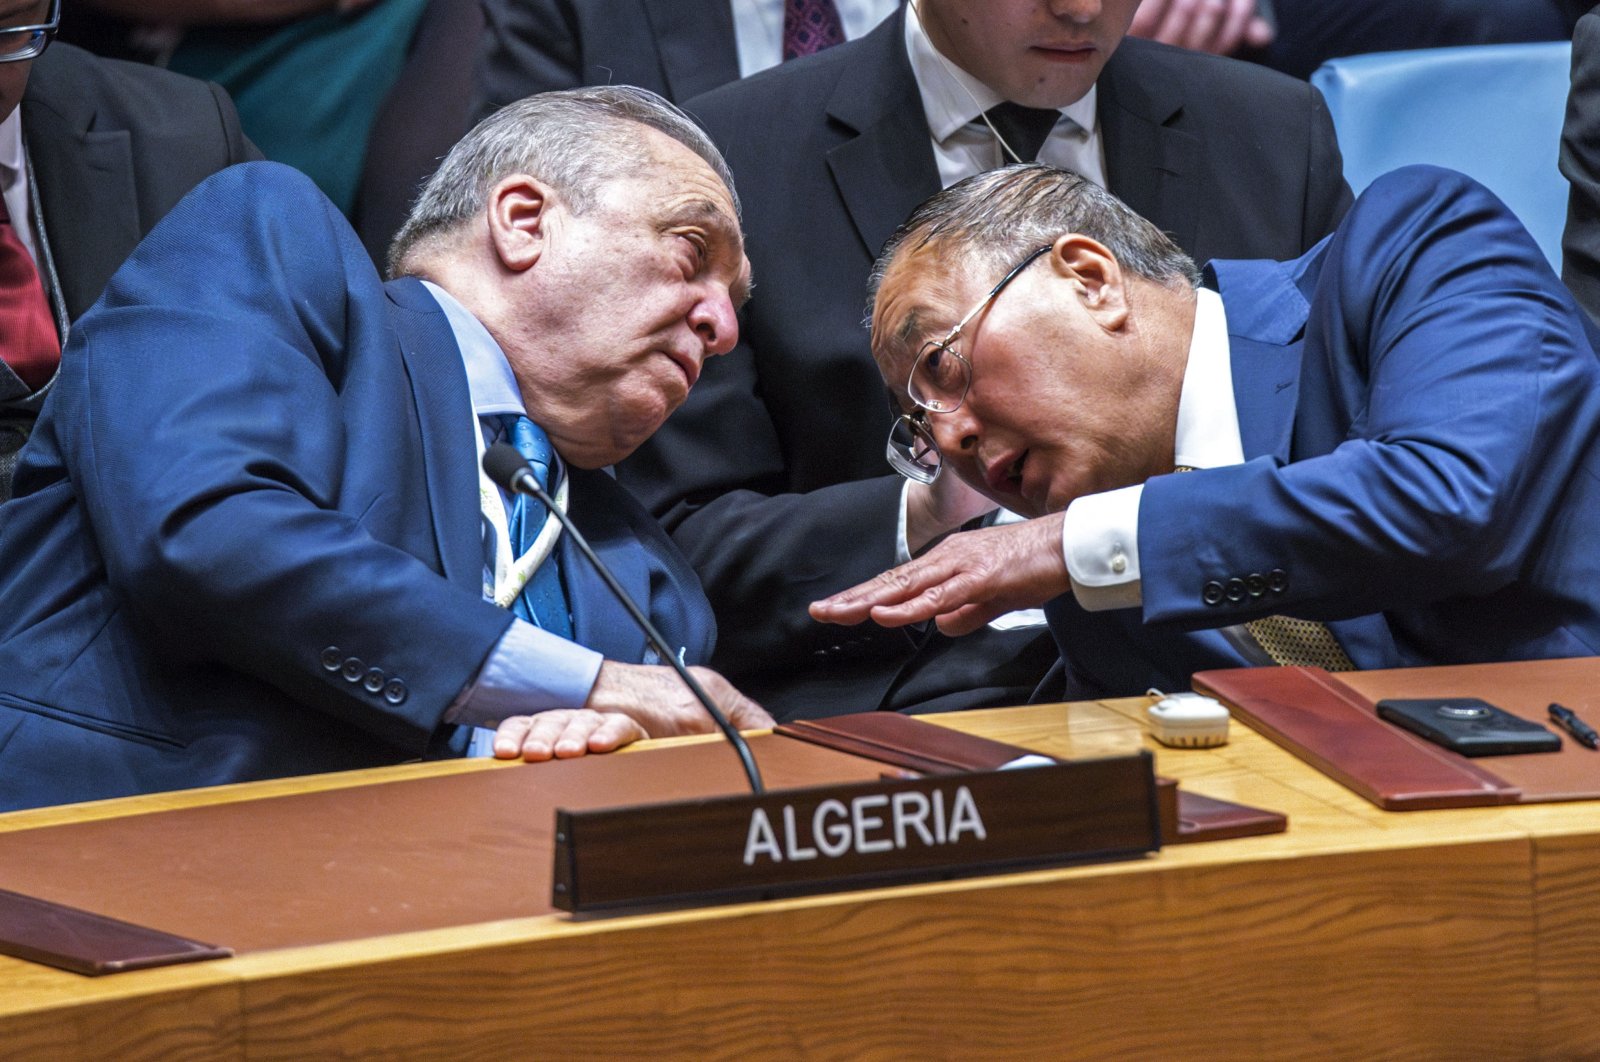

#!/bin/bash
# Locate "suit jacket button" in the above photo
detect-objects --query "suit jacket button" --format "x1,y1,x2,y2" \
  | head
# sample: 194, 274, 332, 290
363, 667, 386, 693
1245, 573, 1267, 598
1202, 580, 1225, 606
320, 647, 342, 672
383, 679, 408, 705
1267, 568, 1289, 593
341, 657, 364, 682
1225, 578, 1247, 603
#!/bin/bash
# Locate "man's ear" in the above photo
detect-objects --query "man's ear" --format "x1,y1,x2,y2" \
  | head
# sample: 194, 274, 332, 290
486, 174, 551, 273
1049, 233, 1129, 331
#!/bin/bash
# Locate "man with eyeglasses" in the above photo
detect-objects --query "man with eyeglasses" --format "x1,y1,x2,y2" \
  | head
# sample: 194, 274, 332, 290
619, 0, 1351, 723
813, 163, 1600, 693
0, 0, 258, 500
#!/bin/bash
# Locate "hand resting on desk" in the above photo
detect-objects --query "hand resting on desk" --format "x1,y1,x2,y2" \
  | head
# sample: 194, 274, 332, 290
493, 662, 774, 760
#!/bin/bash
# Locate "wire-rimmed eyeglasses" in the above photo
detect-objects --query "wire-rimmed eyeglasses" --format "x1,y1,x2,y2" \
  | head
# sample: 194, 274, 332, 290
885, 244, 1050, 483
0, 0, 58, 64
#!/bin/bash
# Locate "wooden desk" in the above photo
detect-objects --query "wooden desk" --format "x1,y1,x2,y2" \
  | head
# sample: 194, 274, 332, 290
3, 696, 1596, 1061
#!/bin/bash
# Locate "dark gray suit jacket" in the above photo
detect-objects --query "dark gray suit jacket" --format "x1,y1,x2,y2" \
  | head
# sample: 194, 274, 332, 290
21, 42, 259, 327
1563, 9, 1600, 327
473, 0, 739, 118
619, 7, 1353, 721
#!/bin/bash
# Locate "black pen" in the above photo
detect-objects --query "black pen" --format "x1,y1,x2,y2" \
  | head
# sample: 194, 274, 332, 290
1549, 703, 1600, 749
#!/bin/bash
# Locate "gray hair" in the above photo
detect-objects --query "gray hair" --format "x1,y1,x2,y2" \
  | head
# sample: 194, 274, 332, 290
388, 86, 739, 277
869, 164, 1199, 319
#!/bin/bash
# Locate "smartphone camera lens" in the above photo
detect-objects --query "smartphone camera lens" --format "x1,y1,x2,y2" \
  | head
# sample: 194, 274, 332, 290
1438, 704, 1491, 720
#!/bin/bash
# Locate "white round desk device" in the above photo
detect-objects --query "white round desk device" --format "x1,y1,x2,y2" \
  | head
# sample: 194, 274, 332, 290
1146, 691, 1231, 748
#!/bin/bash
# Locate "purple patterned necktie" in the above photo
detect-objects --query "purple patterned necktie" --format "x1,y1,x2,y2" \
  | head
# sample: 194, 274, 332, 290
782, 0, 845, 61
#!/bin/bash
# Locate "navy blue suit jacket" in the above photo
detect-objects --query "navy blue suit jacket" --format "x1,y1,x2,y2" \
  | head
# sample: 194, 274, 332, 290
1048, 166, 1600, 696
0, 163, 714, 812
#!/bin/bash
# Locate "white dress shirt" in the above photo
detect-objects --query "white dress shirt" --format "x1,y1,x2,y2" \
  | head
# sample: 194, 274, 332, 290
903, 2, 1106, 192
893, 6, 1107, 629
0, 107, 39, 266
1062, 287, 1243, 610
730, 0, 899, 78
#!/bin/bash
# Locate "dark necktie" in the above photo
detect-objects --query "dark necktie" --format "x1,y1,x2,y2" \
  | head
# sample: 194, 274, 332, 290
983, 102, 1063, 164
782, 0, 845, 61
500, 414, 573, 639
0, 194, 58, 392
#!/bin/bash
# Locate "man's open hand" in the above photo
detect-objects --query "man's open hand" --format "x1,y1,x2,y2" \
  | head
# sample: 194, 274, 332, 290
492, 709, 647, 760
811, 514, 1071, 636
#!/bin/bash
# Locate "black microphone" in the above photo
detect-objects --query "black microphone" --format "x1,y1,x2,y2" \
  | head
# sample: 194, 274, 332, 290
483, 442, 765, 793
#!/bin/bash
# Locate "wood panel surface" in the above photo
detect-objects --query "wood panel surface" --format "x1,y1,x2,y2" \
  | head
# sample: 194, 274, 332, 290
1, 696, 1596, 1060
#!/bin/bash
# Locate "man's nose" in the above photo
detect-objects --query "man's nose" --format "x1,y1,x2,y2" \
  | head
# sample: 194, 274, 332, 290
927, 403, 982, 459
1049, 0, 1104, 24
690, 287, 740, 357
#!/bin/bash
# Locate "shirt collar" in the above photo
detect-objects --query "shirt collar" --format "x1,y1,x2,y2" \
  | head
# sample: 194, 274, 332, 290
1173, 287, 1245, 470
904, 8, 1096, 145
0, 107, 23, 190
419, 280, 526, 420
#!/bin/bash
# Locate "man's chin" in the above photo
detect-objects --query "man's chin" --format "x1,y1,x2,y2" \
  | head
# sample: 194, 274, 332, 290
971, 481, 1043, 520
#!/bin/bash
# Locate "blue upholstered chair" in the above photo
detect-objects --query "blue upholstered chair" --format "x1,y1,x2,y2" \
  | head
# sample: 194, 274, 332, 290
1311, 42, 1572, 269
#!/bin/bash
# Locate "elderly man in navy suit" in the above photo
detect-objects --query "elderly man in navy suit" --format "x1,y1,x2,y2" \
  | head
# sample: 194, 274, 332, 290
815, 164, 1600, 693
0, 86, 770, 812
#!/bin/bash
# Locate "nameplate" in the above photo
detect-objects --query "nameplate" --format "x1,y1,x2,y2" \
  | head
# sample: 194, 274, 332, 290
551, 752, 1160, 913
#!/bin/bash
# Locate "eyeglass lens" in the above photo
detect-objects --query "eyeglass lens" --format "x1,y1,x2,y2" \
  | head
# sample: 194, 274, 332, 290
0, 0, 57, 63
886, 414, 941, 483
907, 343, 970, 414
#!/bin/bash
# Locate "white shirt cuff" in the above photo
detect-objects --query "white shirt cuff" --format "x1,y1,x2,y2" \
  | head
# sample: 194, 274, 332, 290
895, 479, 914, 565
1062, 484, 1144, 611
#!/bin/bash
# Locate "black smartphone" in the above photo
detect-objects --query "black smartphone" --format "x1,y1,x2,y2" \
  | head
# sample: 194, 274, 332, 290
1376, 697, 1561, 757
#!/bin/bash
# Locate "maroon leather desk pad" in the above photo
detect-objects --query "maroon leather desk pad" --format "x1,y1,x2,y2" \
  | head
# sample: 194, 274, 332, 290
0, 735, 891, 956
779, 713, 1286, 844
1195, 657, 1600, 810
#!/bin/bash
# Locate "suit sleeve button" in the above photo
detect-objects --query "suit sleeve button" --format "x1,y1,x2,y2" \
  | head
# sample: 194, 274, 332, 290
320, 647, 343, 671
363, 667, 387, 693
1245, 573, 1267, 598
1225, 578, 1247, 603
1267, 568, 1289, 593
1202, 580, 1225, 606
341, 657, 364, 682
383, 679, 408, 705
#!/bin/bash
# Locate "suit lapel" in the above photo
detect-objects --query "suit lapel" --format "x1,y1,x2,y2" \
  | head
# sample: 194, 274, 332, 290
641, 0, 740, 102
563, 470, 649, 663
21, 88, 141, 322
1207, 260, 1310, 463
1098, 42, 1200, 258
824, 9, 942, 260
385, 278, 483, 592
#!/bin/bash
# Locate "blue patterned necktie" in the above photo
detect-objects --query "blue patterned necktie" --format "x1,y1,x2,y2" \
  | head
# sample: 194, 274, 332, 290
500, 414, 573, 639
